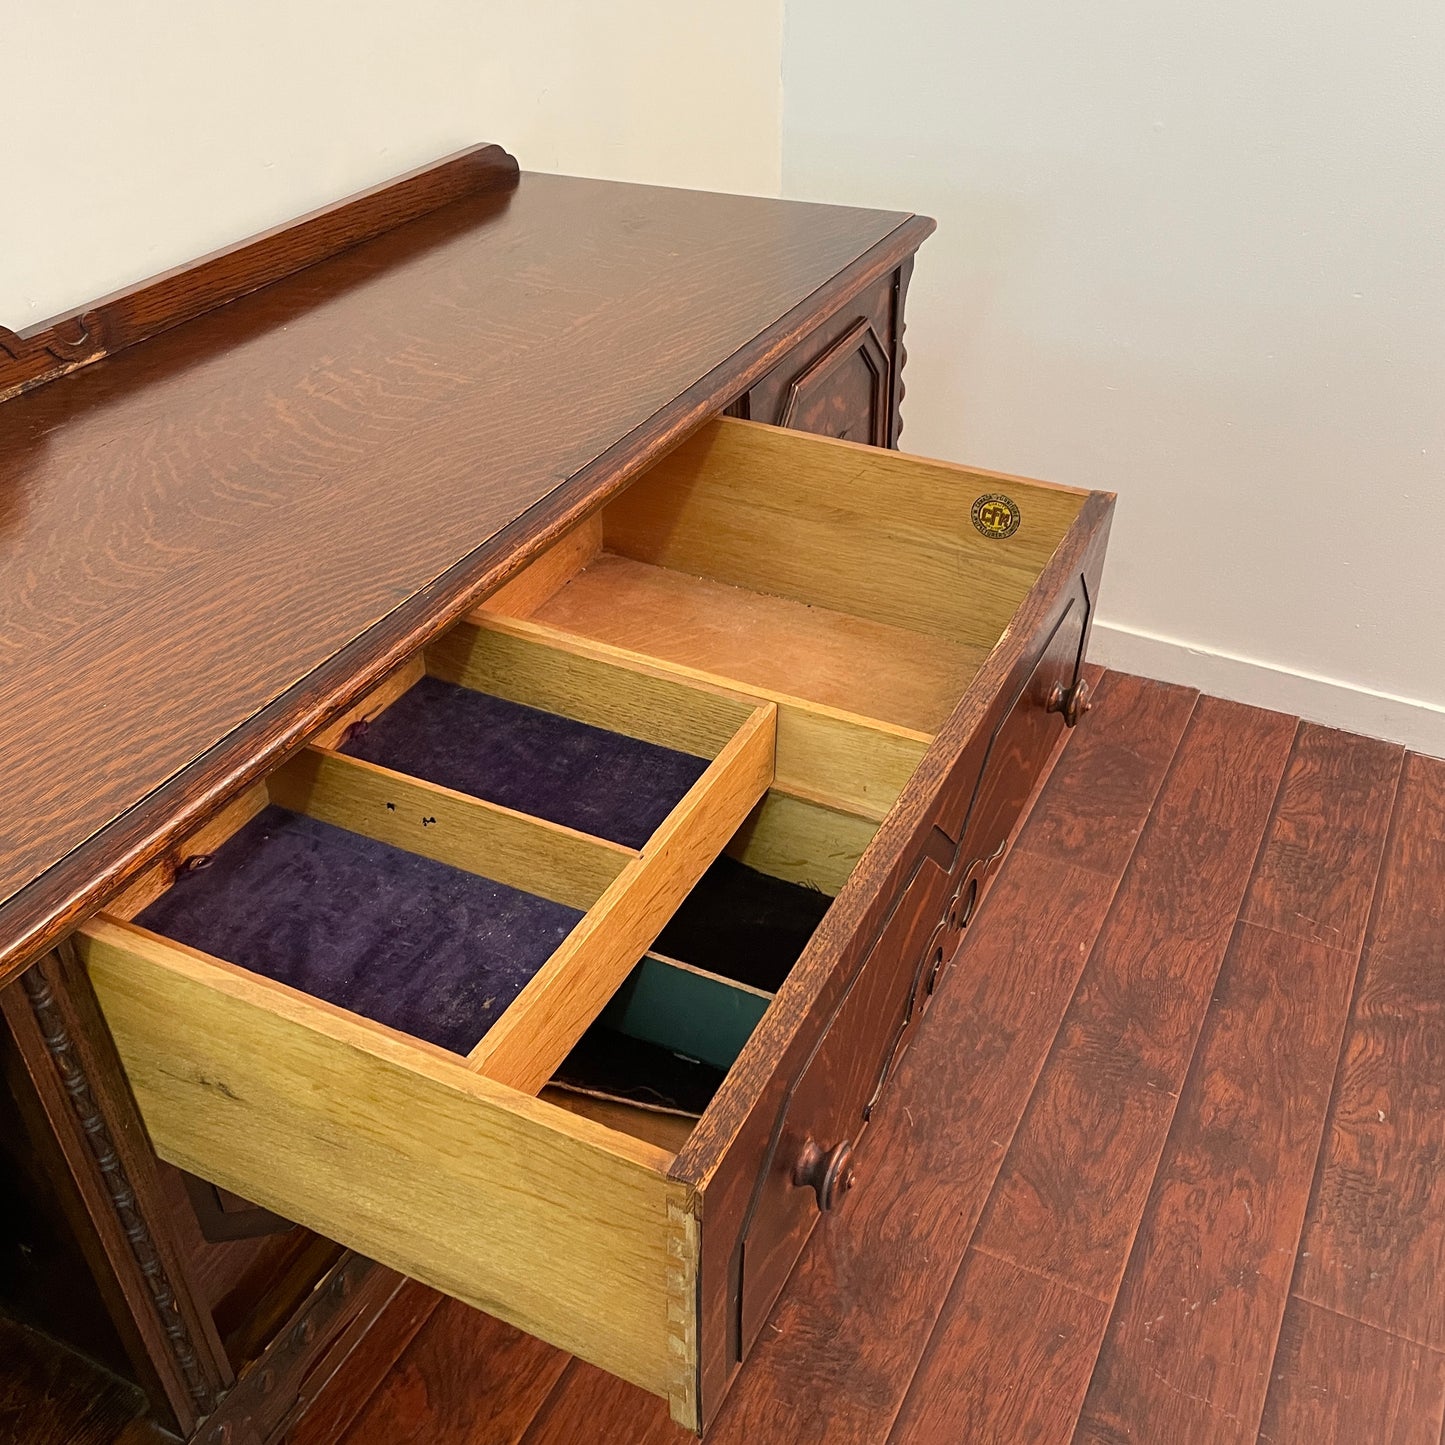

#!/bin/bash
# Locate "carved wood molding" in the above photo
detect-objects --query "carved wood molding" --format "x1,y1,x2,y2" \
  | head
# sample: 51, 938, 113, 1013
17, 964, 221, 1420
196, 1254, 404, 1445
889, 255, 917, 448
0, 142, 520, 403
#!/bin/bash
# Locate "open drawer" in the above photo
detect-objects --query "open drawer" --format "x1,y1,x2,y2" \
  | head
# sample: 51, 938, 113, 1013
76, 418, 1112, 1433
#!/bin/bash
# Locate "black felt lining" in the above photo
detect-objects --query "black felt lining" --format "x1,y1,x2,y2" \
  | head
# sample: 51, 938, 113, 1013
653, 856, 834, 994
555, 858, 834, 1115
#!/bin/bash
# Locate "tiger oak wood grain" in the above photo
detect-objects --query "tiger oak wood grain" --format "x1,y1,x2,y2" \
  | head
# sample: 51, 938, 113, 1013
1074, 923, 1361, 1444
1296, 752, 1445, 1349
976, 696, 1297, 1302
1258, 1297, 1445, 1445
0, 170, 931, 988
0, 144, 519, 403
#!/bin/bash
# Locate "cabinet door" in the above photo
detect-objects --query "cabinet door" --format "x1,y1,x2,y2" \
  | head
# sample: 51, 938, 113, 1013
732, 266, 911, 449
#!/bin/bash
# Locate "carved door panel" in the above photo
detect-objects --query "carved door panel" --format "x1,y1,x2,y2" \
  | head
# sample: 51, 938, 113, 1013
734, 268, 910, 448
774, 317, 891, 446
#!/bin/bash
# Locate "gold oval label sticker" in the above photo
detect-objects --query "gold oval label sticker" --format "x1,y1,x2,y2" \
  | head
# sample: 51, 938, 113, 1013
971, 493, 1021, 539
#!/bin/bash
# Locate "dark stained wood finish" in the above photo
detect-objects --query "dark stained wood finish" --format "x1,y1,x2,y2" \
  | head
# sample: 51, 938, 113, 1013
888, 1250, 1108, 1445
1296, 751, 1445, 1350
285, 1280, 439, 1445
343, 1298, 568, 1445
1074, 923, 1361, 1443
1367, 749, 1445, 970
0, 145, 520, 403
0, 1314, 151, 1445
318, 680, 1445, 1445
0, 178, 944, 1445
1259, 1297, 1445, 1445
977, 695, 1297, 1302
0, 949, 231, 1434
1016, 668, 1200, 877
885, 255, 915, 448
182, 1256, 407, 1445
1242, 723, 1403, 953
733, 275, 895, 447
0, 170, 932, 989
700, 848, 1121, 1442
516, 1359, 683, 1445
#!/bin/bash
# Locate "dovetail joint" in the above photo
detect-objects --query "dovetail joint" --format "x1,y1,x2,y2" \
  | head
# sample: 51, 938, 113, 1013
664, 1194, 701, 1426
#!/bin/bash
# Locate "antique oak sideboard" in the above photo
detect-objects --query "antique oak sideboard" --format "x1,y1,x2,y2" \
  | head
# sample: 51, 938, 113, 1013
0, 145, 1112, 1442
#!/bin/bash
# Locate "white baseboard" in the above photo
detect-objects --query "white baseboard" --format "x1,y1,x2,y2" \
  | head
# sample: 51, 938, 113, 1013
1089, 620, 1445, 759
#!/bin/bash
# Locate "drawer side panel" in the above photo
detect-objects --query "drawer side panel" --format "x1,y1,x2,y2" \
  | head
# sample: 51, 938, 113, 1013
78, 921, 696, 1410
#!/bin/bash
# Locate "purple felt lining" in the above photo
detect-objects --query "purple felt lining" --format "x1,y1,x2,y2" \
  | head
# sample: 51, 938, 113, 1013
340, 676, 710, 849
136, 806, 580, 1055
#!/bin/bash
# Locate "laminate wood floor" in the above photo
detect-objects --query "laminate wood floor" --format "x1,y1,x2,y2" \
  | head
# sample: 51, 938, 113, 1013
332, 670, 1445, 1445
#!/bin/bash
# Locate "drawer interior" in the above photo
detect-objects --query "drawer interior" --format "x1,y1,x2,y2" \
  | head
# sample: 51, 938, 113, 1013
491, 416, 1090, 738
102, 625, 777, 1095
542, 789, 867, 1152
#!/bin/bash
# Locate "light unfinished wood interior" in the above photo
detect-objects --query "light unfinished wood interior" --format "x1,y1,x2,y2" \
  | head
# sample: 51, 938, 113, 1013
96, 626, 782, 1107
481, 417, 1089, 741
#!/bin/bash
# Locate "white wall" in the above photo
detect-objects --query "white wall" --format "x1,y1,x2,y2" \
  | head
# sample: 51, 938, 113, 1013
783, 1, 1445, 755
2, 2, 783, 325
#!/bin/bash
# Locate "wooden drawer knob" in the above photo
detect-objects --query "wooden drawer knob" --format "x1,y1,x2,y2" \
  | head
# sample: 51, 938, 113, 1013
1046, 676, 1093, 728
792, 1138, 857, 1213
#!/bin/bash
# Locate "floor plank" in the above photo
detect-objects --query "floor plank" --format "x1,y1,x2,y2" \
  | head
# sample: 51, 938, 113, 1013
1014, 671, 1197, 877
339, 1298, 568, 1445
888, 1249, 1108, 1445
977, 696, 1298, 1302
1368, 752, 1445, 969
1296, 752, 1445, 1350
516, 1360, 681, 1445
1258, 1297, 1445, 1445
0, 1317, 148, 1445
1242, 723, 1402, 953
1073, 923, 1360, 1444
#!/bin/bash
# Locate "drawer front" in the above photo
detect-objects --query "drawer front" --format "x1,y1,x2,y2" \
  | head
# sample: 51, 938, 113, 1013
922, 578, 1091, 1001
729, 573, 1091, 1357
736, 846, 953, 1347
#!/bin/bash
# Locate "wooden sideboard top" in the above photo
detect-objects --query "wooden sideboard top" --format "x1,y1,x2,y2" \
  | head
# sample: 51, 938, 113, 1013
0, 148, 932, 987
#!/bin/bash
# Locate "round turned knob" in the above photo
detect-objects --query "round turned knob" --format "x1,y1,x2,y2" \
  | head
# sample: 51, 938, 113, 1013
1046, 676, 1093, 728
792, 1138, 857, 1213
